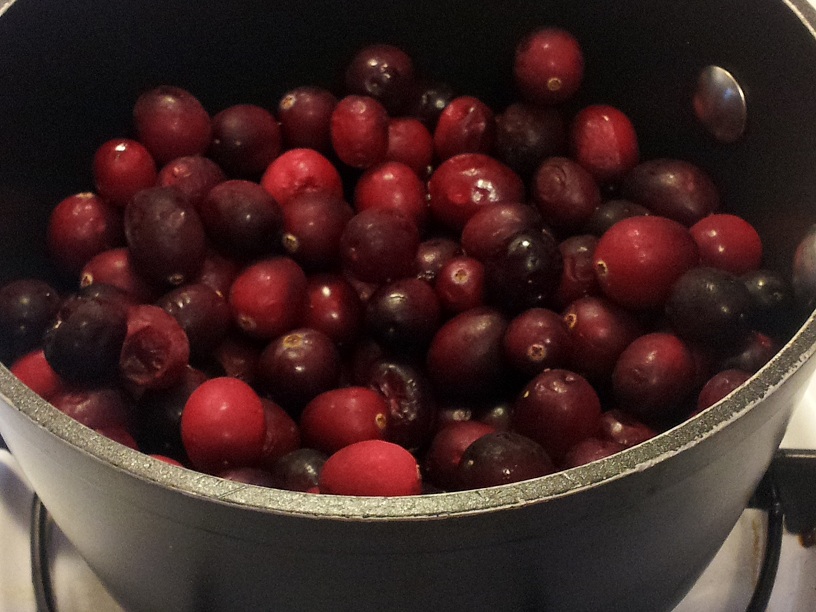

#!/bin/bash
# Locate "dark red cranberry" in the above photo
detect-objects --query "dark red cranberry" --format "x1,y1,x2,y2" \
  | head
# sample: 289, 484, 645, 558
434, 256, 486, 314
622, 158, 720, 226
423, 420, 495, 491
426, 307, 508, 400
208, 333, 261, 384
435, 405, 475, 428
124, 186, 207, 287
503, 307, 571, 377
0, 279, 61, 359
365, 278, 441, 354
554, 234, 600, 309
277, 86, 337, 154
155, 283, 232, 358
353, 161, 428, 228
433, 95, 496, 161
696, 369, 752, 412
257, 328, 341, 414
46, 192, 124, 277
562, 438, 627, 469
512, 368, 602, 463
301, 274, 363, 349
593, 215, 699, 310
344, 44, 416, 115
563, 296, 643, 381
228, 257, 307, 339
513, 27, 584, 105
598, 409, 657, 448
415, 237, 464, 284
209, 104, 282, 178
92, 138, 158, 207
428, 153, 525, 232
330, 95, 389, 169
299, 386, 388, 455
406, 79, 456, 129
319, 439, 422, 496
133, 85, 212, 165
584, 199, 650, 237
81, 247, 160, 304
156, 155, 226, 208
531, 156, 602, 234
475, 399, 514, 431
260, 148, 344, 207
690, 213, 763, 275
339, 209, 420, 284
612, 332, 697, 425
255, 398, 301, 471
460, 202, 542, 262
494, 102, 566, 177
458, 431, 555, 490
569, 104, 639, 185
717, 330, 779, 374
280, 192, 354, 271
194, 249, 240, 297
10, 348, 65, 401
385, 117, 434, 177
742, 269, 794, 335
198, 179, 284, 259
181, 376, 266, 473
271, 447, 328, 492
51, 386, 133, 431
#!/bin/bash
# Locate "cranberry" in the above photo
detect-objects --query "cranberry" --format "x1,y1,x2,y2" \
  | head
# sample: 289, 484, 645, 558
257, 328, 341, 414
301, 274, 363, 349
81, 247, 160, 304
503, 307, 571, 377
319, 439, 421, 496
353, 161, 428, 228
569, 104, 640, 185
255, 398, 301, 471
271, 448, 328, 492
339, 209, 420, 284
51, 386, 133, 431
612, 332, 697, 425
208, 333, 261, 384
199, 179, 284, 259
385, 117, 434, 176
277, 86, 337, 154
180, 376, 266, 473
155, 283, 232, 358
260, 148, 344, 207
433, 95, 496, 161
132, 85, 212, 165
330, 95, 389, 169
280, 191, 354, 271
406, 80, 456, 129
531, 156, 602, 234
0, 279, 61, 359
92, 138, 157, 207
458, 431, 555, 490
512, 368, 602, 463
194, 249, 240, 297
562, 438, 627, 469
718, 330, 779, 374
156, 155, 226, 208
494, 102, 566, 177
742, 269, 794, 335
593, 215, 699, 310
427, 153, 525, 232
690, 213, 763, 275
460, 202, 542, 262
513, 27, 584, 105
365, 278, 441, 354
622, 158, 720, 226
696, 368, 752, 412
10, 348, 65, 401
423, 420, 495, 491
208, 103, 282, 178
228, 257, 307, 339
434, 256, 486, 314
299, 386, 389, 455
415, 237, 464, 284
344, 44, 416, 115
554, 234, 600, 309
584, 198, 650, 237
124, 186, 207, 287
598, 409, 657, 448
46, 192, 125, 276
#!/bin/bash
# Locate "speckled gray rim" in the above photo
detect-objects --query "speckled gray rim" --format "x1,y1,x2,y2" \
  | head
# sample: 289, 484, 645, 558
1, 0, 816, 523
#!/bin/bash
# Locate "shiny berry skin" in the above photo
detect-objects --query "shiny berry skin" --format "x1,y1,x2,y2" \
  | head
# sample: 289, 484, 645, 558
512, 368, 602, 463
0, 279, 61, 359
92, 138, 158, 207
569, 104, 639, 184
353, 161, 428, 228
385, 117, 434, 176
458, 431, 555, 490
690, 213, 763, 275
272, 448, 328, 492
696, 368, 752, 412
593, 215, 699, 310
584, 199, 650, 237
277, 86, 337, 154
622, 158, 720, 226
180, 376, 266, 473
406, 79, 456, 129
81, 247, 160, 303
299, 386, 389, 455
132, 85, 212, 165
554, 234, 600, 309
415, 237, 463, 284
562, 438, 627, 469
156, 155, 226, 208
330, 95, 389, 169
428, 153, 525, 232
208, 103, 282, 178
513, 27, 584, 105
612, 332, 697, 425
742, 269, 794, 335
260, 148, 344, 207
255, 398, 301, 471
365, 278, 441, 354
494, 102, 566, 178
301, 274, 363, 349
423, 420, 495, 491
598, 409, 657, 448
503, 307, 571, 377
319, 439, 421, 496
155, 283, 232, 358
340, 209, 420, 284
434, 256, 486, 314
280, 192, 354, 271
344, 44, 416, 115
433, 95, 496, 161
51, 386, 133, 431
460, 202, 542, 262
228, 257, 307, 339
46, 192, 124, 276
531, 156, 602, 233
10, 348, 65, 401
124, 186, 207, 287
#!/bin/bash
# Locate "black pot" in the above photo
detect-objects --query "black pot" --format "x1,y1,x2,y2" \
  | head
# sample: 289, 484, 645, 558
2, 1, 816, 610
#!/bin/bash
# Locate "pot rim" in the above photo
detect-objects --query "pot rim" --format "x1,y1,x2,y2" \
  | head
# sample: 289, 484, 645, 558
1, 0, 816, 522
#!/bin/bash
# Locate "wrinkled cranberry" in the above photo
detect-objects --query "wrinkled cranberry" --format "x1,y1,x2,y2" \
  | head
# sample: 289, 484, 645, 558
433, 95, 496, 161
531, 156, 601, 234
554, 234, 600, 309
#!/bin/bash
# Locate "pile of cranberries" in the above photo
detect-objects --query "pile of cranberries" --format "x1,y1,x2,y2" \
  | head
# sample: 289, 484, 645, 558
0, 28, 809, 497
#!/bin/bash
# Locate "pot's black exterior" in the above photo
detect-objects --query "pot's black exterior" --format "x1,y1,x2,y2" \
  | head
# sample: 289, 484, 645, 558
2, 1, 816, 611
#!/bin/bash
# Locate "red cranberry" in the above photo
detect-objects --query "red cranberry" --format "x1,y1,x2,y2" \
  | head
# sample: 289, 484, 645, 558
92, 138, 158, 207
277, 86, 337, 154
330, 95, 389, 169
260, 148, 344, 207
271, 448, 328, 492
353, 161, 429, 228
280, 192, 354, 271
209, 103, 282, 178
81, 247, 160, 303
531, 156, 602, 234
385, 117, 434, 176
132, 85, 212, 165
433, 95, 496, 161
10, 348, 65, 401
301, 273, 363, 349
51, 386, 133, 431
562, 438, 627, 469
502, 307, 571, 377
554, 234, 600, 309
415, 237, 464, 284
513, 27, 584, 105
155, 283, 232, 358
458, 431, 555, 490
0, 279, 61, 359
180, 376, 266, 473
593, 215, 699, 310
365, 278, 441, 354
494, 102, 566, 177
696, 369, 752, 412
598, 409, 658, 448
569, 104, 640, 185
434, 256, 486, 314
344, 44, 416, 115
422, 420, 495, 491
460, 202, 542, 262
319, 439, 421, 496
339, 209, 420, 284
255, 398, 301, 471
156, 155, 226, 208
690, 213, 763, 275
